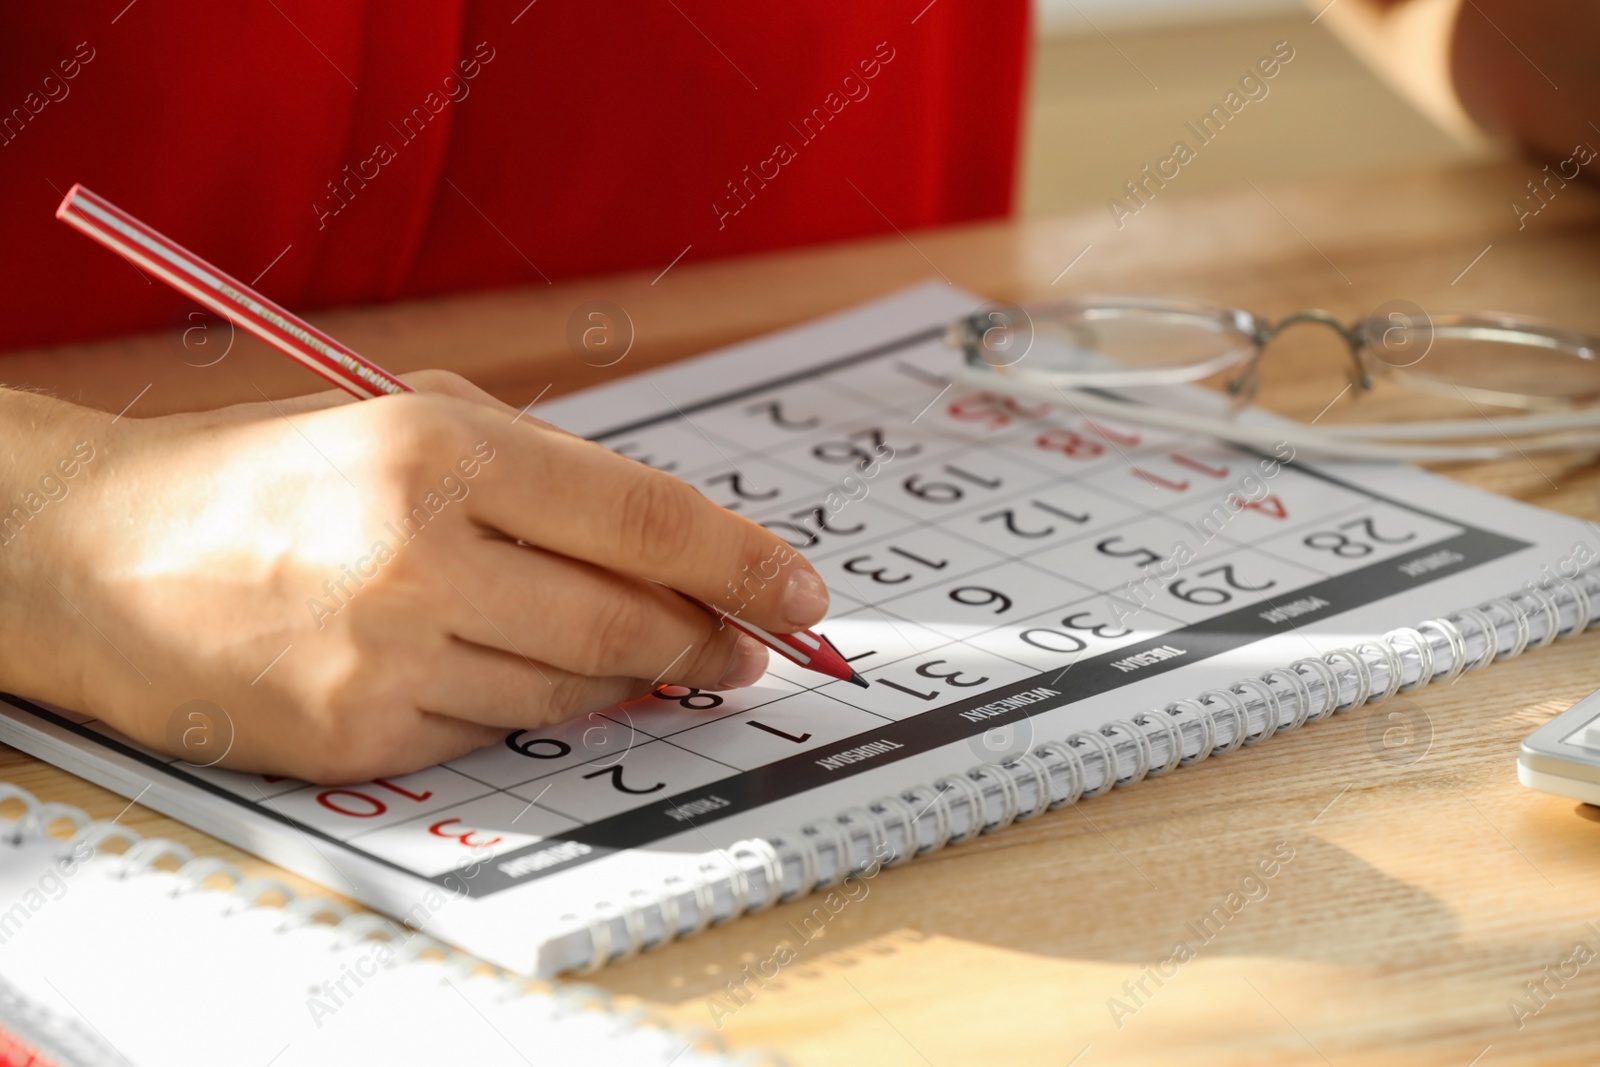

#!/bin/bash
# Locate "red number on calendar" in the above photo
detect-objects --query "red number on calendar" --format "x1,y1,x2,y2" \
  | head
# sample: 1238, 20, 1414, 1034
948, 391, 1049, 429
947, 392, 1011, 429
1131, 468, 1188, 492
315, 778, 434, 818
1169, 454, 1229, 479
1085, 419, 1141, 446
316, 789, 386, 818
429, 818, 503, 849
1231, 493, 1287, 519
1034, 428, 1104, 459
373, 778, 433, 803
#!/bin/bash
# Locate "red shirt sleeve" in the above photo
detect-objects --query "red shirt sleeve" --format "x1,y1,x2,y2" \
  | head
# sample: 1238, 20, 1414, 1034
0, 1, 1028, 353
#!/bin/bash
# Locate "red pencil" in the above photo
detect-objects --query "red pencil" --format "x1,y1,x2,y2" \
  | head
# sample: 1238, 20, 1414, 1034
712, 608, 866, 687
56, 184, 867, 690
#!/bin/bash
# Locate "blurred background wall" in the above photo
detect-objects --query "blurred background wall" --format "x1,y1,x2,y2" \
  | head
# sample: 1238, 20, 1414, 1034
1018, 0, 1492, 217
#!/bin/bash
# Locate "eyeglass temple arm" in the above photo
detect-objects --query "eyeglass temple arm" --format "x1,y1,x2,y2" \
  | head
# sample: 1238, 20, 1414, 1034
1229, 309, 1374, 401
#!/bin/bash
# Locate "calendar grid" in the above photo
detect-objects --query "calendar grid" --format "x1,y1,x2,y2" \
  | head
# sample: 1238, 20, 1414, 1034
510, 326, 1498, 856
411, 329, 1513, 886
610, 337, 1377, 735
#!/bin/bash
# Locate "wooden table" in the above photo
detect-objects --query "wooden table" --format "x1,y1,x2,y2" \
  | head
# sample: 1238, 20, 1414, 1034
6, 160, 1600, 1066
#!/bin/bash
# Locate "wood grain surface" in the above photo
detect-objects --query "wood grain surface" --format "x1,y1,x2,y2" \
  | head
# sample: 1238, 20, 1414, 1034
4, 160, 1599, 1066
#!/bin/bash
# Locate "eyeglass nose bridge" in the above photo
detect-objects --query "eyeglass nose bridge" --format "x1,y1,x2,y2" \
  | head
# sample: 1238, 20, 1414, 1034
1259, 309, 1361, 348
1230, 308, 1375, 402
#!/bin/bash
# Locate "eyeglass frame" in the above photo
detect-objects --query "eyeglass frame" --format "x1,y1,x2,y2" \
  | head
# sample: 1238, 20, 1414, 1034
948, 295, 1600, 412
944, 296, 1600, 462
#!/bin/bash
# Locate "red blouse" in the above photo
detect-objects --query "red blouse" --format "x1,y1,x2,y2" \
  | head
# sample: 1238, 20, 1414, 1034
0, 1, 1028, 352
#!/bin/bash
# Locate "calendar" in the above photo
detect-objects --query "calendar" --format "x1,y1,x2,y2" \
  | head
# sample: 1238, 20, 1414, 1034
2, 284, 1586, 976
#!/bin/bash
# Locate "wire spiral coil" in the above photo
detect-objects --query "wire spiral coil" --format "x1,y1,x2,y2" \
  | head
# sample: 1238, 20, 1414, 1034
562, 565, 1600, 972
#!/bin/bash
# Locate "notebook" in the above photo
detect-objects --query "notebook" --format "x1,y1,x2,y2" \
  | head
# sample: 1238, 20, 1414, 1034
3, 283, 1596, 977
0, 782, 751, 1066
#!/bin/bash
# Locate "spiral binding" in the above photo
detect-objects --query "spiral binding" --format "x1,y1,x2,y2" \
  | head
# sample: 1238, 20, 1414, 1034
560, 564, 1600, 972
0, 786, 774, 1067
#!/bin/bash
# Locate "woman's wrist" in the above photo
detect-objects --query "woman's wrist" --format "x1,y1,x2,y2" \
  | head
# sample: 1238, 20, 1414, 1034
0, 387, 117, 710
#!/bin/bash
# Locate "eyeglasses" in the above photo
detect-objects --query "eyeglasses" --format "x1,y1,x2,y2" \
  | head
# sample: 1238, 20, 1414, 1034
947, 296, 1600, 462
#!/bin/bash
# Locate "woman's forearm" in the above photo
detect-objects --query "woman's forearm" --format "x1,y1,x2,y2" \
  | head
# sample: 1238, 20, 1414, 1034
0, 388, 109, 711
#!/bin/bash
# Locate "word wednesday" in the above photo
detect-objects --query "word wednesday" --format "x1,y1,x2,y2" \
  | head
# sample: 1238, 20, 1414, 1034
1107, 40, 1296, 229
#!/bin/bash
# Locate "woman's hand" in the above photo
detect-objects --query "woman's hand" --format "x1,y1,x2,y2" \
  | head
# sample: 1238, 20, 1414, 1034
0, 371, 830, 783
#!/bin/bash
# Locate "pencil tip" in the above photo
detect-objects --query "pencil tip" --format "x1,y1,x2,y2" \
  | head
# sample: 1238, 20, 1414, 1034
848, 670, 870, 689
